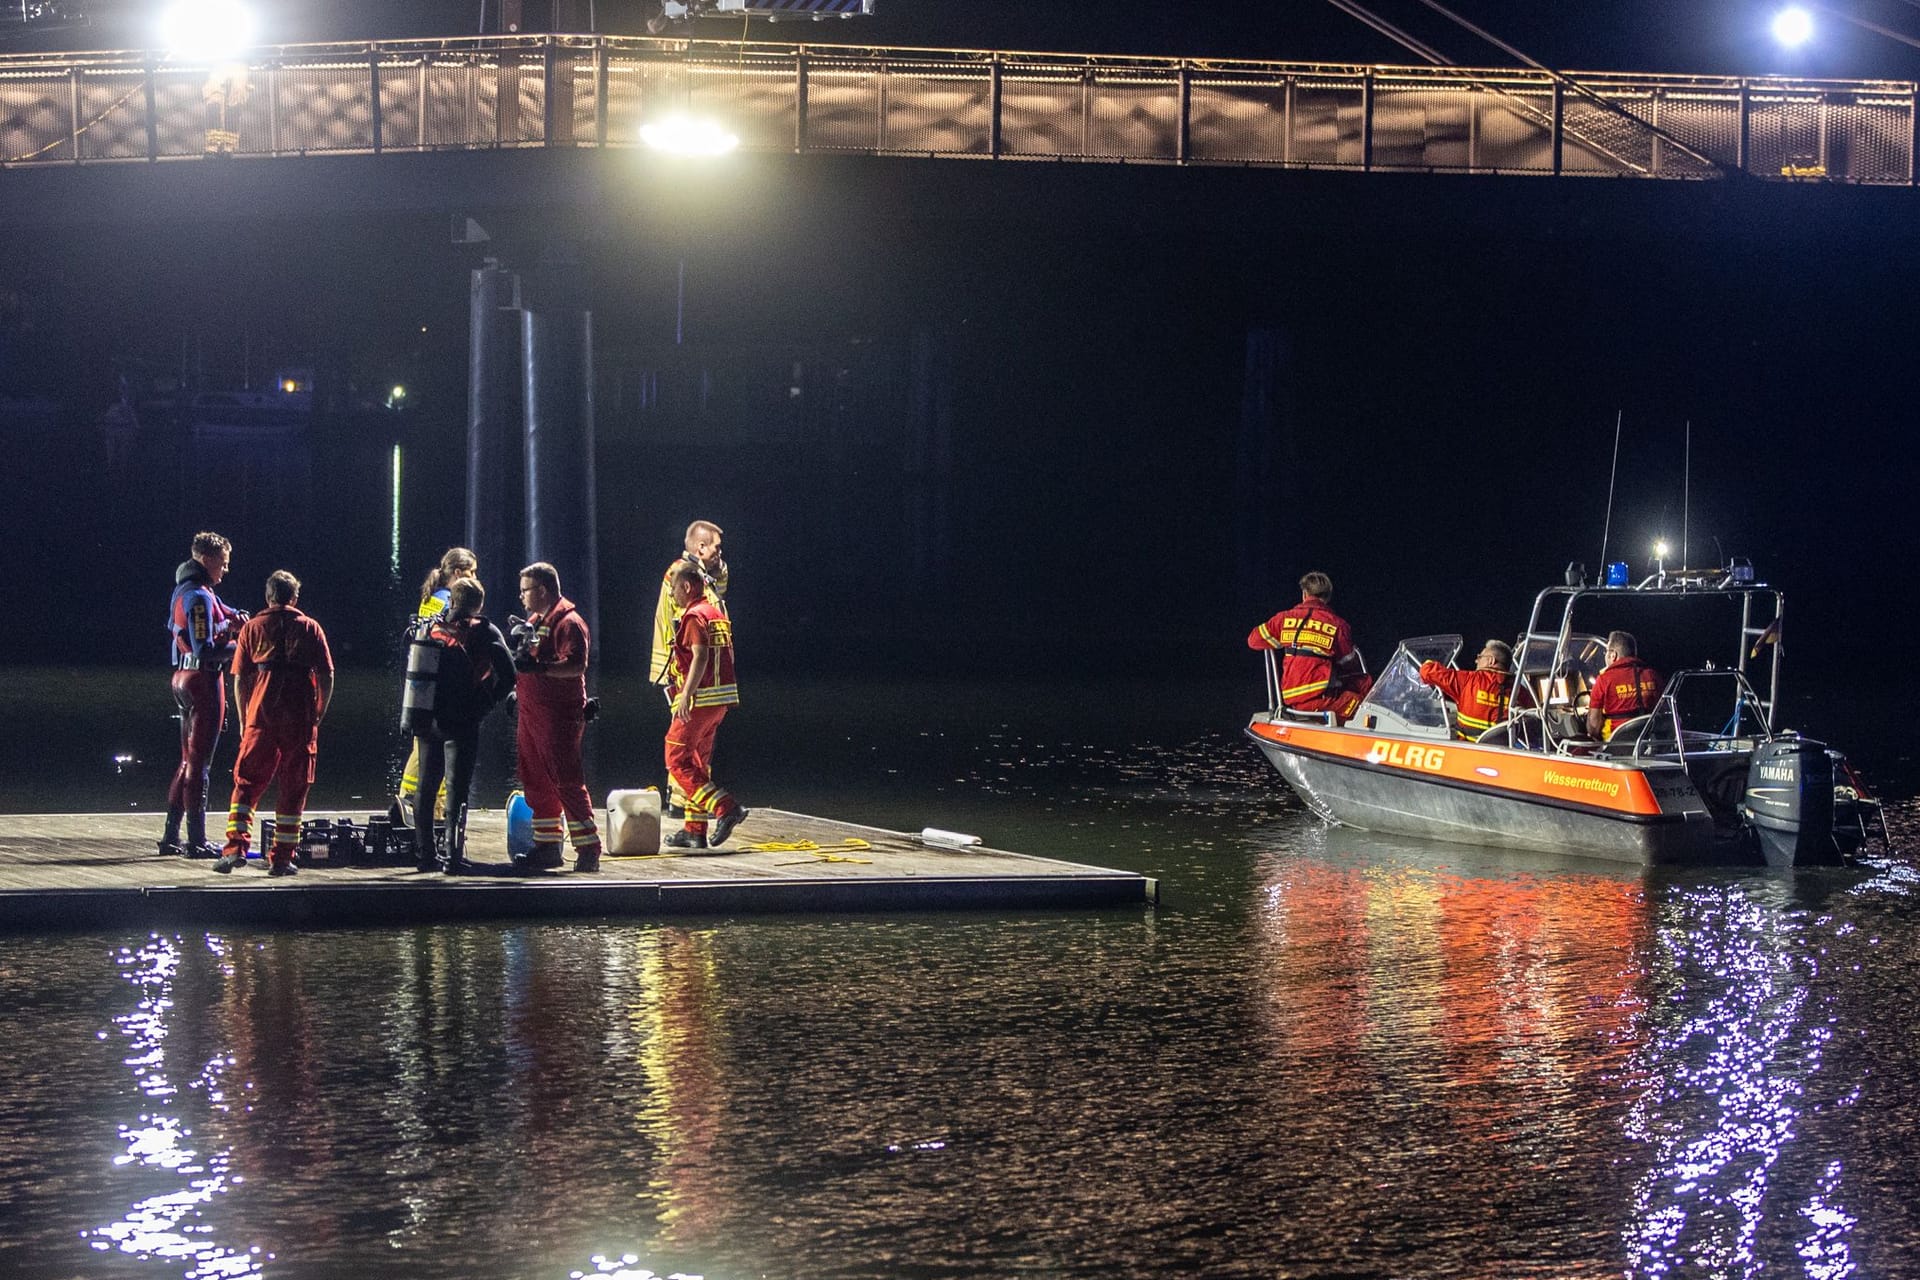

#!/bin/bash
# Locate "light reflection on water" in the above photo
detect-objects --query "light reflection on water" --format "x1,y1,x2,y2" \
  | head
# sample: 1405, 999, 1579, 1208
0, 724, 1915, 1278
1622, 884, 1836, 1280
87, 935, 266, 1277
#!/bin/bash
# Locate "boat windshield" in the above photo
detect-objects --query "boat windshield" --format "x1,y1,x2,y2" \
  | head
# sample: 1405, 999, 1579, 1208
1360, 635, 1461, 731
1516, 633, 1607, 680
1611, 669, 1776, 757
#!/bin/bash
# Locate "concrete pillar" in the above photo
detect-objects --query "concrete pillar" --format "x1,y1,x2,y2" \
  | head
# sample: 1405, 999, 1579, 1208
466, 263, 520, 608
521, 289, 598, 647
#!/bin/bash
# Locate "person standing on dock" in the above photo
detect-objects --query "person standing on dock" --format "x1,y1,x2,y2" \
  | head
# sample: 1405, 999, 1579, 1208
663, 560, 749, 850
650, 520, 729, 824
394, 546, 479, 830
1588, 630, 1662, 740
1419, 639, 1516, 740
408, 576, 516, 876
214, 571, 334, 877
512, 562, 602, 874
1247, 571, 1374, 724
162, 531, 244, 859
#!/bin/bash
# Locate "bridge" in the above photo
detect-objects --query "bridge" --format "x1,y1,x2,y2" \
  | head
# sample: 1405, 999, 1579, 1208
2, 32, 1917, 183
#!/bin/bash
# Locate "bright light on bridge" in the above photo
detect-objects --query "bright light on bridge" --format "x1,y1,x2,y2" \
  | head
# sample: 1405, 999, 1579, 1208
158, 0, 259, 61
1771, 6, 1815, 48
640, 115, 740, 157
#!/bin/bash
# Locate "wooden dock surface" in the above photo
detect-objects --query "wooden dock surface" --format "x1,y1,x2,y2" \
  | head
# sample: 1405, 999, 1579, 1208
0, 808, 1156, 930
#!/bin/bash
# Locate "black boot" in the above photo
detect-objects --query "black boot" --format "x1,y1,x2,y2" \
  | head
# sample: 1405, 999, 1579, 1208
159, 807, 185, 856
415, 816, 440, 872
443, 805, 467, 875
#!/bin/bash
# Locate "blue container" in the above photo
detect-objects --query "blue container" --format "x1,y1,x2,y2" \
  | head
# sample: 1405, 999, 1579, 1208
1605, 561, 1630, 588
505, 791, 534, 857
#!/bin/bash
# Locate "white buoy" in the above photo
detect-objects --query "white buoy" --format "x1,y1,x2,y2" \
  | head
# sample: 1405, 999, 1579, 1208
920, 827, 982, 848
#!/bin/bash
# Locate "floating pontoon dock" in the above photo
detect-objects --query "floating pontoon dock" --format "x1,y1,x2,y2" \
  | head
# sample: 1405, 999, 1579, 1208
0, 808, 1156, 930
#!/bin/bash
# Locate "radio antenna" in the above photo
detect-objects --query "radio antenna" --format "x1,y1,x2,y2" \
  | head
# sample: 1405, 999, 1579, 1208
1682, 420, 1691, 572
1598, 410, 1622, 572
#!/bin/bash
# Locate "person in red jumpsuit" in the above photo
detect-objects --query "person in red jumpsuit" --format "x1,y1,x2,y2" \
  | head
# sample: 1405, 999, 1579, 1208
512, 562, 602, 874
1419, 639, 1516, 740
162, 531, 243, 858
1588, 630, 1662, 740
664, 561, 748, 850
1247, 571, 1374, 723
214, 571, 334, 877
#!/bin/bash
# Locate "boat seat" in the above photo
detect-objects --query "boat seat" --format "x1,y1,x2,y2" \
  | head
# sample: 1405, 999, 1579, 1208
1278, 707, 1338, 725
1594, 714, 1656, 757
1477, 712, 1543, 751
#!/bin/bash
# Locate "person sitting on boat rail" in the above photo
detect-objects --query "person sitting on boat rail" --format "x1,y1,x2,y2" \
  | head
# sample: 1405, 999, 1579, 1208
1587, 630, 1662, 740
1419, 639, 1515, 740
1247, 571, 1374, 723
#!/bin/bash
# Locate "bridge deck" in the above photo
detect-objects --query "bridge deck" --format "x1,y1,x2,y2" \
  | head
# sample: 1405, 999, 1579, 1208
2, 33, 1913, 184
0, 808, 1155, 930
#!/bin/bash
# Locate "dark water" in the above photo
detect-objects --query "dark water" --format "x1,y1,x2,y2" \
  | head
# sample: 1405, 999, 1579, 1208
3, 671, 1919, 1279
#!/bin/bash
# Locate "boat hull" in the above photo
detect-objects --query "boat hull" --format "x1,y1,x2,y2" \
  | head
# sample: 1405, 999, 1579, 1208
1247, 714, 1755, 866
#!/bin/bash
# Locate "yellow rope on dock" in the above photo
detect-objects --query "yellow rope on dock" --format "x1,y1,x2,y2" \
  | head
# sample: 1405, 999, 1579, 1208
756, 837, 875, 865
606, 837, 874, 863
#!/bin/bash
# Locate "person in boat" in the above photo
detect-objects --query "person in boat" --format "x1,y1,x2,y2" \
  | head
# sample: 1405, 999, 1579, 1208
162, 531, 245, 859
395, 546, 479, 828
1418, 639, 1515, 740
407, 576, 516, 876
214, 571, 334, 878
651, 520, 729, 823
512, 561, 603, 874
1587, 630, 1662, 740
1247, 571, 1374, 723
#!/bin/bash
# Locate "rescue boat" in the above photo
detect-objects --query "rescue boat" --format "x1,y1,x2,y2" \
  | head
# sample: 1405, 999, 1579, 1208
1245, 565, 1885, 866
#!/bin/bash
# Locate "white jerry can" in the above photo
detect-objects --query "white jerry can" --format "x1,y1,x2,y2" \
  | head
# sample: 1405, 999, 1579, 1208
605, 788, 663, 855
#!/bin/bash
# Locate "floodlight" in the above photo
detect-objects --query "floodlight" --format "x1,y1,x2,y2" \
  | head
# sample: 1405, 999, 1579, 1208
640, 115, 740, 156
1771, 6, 1815, 48
158, 0, 259, 61
1653, 539, 1670, 559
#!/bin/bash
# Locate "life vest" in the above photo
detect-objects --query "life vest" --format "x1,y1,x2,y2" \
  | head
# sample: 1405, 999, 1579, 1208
1592, 657, 1662, 738
671, 600, 739, 707
168, 563, 235, 671
1419, 663, 1513, 739
1254, 601, 1354, 704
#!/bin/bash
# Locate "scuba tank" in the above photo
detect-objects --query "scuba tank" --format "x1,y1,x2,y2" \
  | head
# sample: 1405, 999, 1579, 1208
400, 619, 444, 735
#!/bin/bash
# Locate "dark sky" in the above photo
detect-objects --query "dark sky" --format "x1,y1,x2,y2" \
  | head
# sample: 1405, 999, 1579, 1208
5, 0, 1919, 703
16, 0, 1920, 81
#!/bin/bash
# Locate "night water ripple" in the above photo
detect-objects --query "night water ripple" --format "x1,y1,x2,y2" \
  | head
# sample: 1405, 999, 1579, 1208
1, 690, 1917, 1278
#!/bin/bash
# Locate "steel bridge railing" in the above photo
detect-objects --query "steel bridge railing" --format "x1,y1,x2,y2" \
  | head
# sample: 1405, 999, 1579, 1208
3, 34, 1915, 183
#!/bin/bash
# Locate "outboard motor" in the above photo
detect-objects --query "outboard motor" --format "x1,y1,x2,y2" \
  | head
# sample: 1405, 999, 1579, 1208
1741, 737, 1839, 867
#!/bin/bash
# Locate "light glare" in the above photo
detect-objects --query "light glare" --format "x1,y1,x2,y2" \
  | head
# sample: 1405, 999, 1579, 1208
158, 0, 260, 61
640, 115, 741, 156
1654, 540, 1671, 558
1772, 7, 1815, 48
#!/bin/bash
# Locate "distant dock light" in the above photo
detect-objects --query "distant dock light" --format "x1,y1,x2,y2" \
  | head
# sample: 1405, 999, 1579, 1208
640, 115, 740, 157
1772, 6, 1815, 48
158, 0, 259, 61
